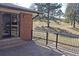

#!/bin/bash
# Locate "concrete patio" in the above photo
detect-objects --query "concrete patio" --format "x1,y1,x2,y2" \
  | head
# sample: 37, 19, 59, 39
0, 39, 64, 56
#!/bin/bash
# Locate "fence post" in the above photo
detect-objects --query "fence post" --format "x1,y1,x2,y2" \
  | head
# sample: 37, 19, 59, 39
46, 32, 48, 46
56, 33, 58, 49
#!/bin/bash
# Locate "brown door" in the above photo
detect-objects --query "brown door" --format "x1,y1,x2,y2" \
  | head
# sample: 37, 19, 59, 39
20, 12, 32, 41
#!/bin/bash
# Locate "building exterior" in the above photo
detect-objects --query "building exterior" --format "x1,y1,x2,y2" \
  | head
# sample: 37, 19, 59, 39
0, 3, 41, 41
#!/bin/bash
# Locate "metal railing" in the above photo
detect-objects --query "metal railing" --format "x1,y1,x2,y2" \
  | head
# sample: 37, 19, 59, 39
33, 30, 79, 55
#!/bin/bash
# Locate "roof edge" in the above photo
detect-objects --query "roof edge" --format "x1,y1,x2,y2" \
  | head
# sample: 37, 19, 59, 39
0, 3, 43, 14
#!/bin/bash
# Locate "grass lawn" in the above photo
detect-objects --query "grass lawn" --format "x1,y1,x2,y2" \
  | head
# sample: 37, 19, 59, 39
33, 31, 79, 46
33, 20, 79, 46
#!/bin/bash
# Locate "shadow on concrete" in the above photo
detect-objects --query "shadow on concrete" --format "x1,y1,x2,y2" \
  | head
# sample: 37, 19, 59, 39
0, 41, 63, 56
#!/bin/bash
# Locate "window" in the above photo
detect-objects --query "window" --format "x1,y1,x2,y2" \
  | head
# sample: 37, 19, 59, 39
2, 13, 19, 38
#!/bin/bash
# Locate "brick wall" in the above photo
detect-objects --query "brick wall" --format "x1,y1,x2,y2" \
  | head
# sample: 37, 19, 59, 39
20, 12, 32, 41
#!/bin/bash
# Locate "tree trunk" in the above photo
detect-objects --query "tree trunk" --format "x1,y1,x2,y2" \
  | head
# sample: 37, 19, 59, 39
71, 20, 73, 26
46, 3, 50, 45
73, 19, 76, 28
77, 21, 79, 25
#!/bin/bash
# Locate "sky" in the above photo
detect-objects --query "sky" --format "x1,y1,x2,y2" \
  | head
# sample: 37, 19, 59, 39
14, 3, 67, 13
0, 0, 67, 13
61, 4, 67, 13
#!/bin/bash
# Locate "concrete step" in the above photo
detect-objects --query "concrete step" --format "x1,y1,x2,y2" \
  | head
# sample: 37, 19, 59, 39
0, 38, 26, 49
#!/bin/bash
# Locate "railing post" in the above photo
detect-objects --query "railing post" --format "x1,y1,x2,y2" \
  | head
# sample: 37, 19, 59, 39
46, 32, 48, 46
56, 33, 58, 49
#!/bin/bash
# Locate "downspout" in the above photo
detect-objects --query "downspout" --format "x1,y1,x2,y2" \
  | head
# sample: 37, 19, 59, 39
32, 13, 39, 19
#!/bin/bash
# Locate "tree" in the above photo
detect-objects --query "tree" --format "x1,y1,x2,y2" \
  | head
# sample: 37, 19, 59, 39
55, 9, 64, 19
65, 3, 79, 28
30, 3, 62, 45
30, 3, 62, 20
30, 4, 37, 10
